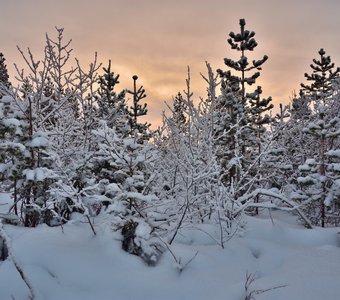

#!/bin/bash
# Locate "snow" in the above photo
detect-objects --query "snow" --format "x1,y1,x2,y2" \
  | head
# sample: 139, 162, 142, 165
305, 158, 316, 165
123, 138, 139, 149
135, 221, 152, 240
298, 164, 311, 171
106, 201, 126, 214
0, 141, 26, 152
297, 175, 316, 184
2, 117, 21, 128
23, 168, 56, 182
0, 196, 339, 300
27, 131, 49, 148
0, 95, 13, 104
126, 192, 158, 203
277, 164, 293, 170
0, 192, 12, 212
0, 163, 8, 173
330, 163, 340, 171
326, 149, 340, 158
35, 168, 46, 181
23, 169, 35, 181
105, 183, 121, 195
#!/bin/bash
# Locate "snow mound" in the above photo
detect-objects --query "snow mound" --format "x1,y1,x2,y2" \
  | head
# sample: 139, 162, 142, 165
0, 201, 339, 300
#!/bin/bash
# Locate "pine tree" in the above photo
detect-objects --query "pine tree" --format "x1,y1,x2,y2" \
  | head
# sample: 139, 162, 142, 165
91, 121, 162, 264
272, 93, 314, 189
297, 108, 340, 227
287, 92, 315, 168
96, 60, 128, 133
171, 92, 187, 132
215, 19, 273, 205
127, 75, 150, 140
301, 48, 340, 111
0, 94, 25, 215
217, 19, 270, 107
262, 104, 292, 190
219, 18, 273, 146
280, 49, 340, 226
0, 92, 58, 226
0, 53, 10, 89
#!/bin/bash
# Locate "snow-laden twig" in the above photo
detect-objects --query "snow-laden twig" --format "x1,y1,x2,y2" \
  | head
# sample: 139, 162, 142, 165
244, 271, 287, 300
157, 235, 198, 273
234, 188, 313, 228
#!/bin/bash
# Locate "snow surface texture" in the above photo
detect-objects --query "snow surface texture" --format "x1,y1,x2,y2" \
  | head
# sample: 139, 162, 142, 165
0, 192, 340, 300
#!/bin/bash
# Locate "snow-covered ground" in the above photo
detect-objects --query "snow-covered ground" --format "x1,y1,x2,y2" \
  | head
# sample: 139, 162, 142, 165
0, 192, 339, 300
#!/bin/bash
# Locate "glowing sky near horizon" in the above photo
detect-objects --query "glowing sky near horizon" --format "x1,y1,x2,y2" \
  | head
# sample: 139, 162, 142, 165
1, 0, 340, 127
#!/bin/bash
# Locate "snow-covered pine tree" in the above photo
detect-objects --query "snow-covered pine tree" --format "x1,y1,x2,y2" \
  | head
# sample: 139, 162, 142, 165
262, 103, 293, 191
301, 48, 340, 112
171, 92, 187, 132
96, 60, 128, 134
17, 80, 62, 226
292, 49, 340, 227
215, 19, 273, 212
297, 107, 340, 227
0, 94, 25, 215
0, 86, 59, 227
127, 75, 150, 141
268, 93, 313, 194
0, 52, 13, 191
217, 19, 272, 114
269, 115, 305, 196
285, 92, 315, 170
298, 48, 340, 159
91, 120, 162, 264
0, 53, 10, 91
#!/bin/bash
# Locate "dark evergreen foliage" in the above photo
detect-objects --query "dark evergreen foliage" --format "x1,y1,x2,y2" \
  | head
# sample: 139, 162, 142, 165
0, 53, 10, 89
127, 75, 150, 140
96, 60, 128, 131
215, 19, 273, 192
301, 48, 340, 108
172, 92, 187, 131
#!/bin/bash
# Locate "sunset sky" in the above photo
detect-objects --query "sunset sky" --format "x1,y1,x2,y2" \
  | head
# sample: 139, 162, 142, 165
1, 0, 340, 127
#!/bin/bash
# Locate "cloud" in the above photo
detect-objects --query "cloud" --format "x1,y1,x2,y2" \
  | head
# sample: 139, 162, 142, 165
2, 0, 340, 127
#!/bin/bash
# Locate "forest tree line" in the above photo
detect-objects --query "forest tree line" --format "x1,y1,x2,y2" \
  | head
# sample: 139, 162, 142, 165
1, 20, 340, 264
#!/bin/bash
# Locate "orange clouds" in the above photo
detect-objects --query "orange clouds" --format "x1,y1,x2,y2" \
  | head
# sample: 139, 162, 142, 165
1, 0, 340, 128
